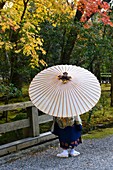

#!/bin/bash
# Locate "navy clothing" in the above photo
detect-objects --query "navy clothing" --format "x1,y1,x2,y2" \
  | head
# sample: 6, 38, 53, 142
52, 121, 82, 149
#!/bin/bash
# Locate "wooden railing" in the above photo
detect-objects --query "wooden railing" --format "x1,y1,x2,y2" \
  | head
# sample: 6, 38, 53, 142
100, 73, 111, 84
0, 101, 57, 156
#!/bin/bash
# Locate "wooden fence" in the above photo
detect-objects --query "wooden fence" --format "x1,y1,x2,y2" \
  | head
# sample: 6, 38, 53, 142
0, 101, 57, 156
101, 73, 111, 84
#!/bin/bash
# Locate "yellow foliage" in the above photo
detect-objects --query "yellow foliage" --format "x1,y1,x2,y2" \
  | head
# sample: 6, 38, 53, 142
15, 49, 22, 53
0, 42, 4, 48
39, 59, 48, 67
23, 22, 35, 30
30, 56, 39, 68
0, 23, 10, 32
20, 37, 26, 43
39, 47, 46, 55
5, 42, 13, 51
0, 0, 78, 66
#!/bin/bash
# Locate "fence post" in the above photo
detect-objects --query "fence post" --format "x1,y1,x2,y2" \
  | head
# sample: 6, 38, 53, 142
27, 106, 40, 137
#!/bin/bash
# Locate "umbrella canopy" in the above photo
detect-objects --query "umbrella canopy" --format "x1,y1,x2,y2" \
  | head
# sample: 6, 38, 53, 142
29, 65, 101, 117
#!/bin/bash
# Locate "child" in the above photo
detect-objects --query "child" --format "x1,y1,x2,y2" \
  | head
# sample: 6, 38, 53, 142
52, 115, 82, 157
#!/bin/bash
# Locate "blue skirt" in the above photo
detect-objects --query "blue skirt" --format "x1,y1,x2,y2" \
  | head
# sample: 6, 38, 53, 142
53, 122, 82, 149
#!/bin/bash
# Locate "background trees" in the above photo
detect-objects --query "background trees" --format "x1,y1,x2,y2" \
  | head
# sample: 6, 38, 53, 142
1, 0, 113, 144
0, 0, 113, 103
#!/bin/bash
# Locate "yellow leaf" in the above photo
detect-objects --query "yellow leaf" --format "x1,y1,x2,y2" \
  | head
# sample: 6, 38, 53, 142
5, 42, 13, 51
15, 49, 22, 53
42, 49, 46, 55
52, 23, 57, 27
20, 38, 26, 43
39, 59, 48, 66
0, 42, 4, 48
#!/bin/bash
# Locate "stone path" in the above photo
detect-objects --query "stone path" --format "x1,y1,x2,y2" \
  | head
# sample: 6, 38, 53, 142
0, 135, 113, 170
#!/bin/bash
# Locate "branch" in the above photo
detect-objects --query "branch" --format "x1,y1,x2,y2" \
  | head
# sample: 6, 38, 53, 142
20, 0, 29, 21
0, 2, 5, 9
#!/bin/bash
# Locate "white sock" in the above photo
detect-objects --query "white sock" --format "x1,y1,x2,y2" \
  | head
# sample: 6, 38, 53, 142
70, 149, 75, 153
63, 149, 68, 154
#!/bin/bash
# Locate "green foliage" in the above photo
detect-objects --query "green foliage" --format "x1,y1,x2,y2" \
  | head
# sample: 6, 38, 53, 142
0, 129, 24, 145
81, 84, 113, 134
0, 83, 22, 98
70, 23, 113, 73
40, 121, 53, 133
0, 0, 113, 96
12, 113, 27, 121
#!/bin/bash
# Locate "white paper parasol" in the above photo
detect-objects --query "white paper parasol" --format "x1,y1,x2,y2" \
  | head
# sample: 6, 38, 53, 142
29, 65, 101, 117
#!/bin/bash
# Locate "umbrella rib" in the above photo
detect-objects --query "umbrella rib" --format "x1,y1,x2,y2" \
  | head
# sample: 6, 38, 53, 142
68, 88, 81, 115
29, 65, 101, 117
29, 84, 52, 101
47, 90, 61, 117
72, 80, 100, 102
62, 90, 69, 117
62, 91, 64, 118
29, 81, 57, 97
37, 69, 59, 77
71, 82, 98, 112
77, 85, 100, 101
69, 83, 90, 113
66, 90, 73, 117
81, 82, 101, 93
56, 92, 62, 117
31, 80, 64, 117
47, 65, 63, 76
30, 82, 59, 106
29, 77, 59, 96
43, 86, 61, 117
70, 88, 84, 114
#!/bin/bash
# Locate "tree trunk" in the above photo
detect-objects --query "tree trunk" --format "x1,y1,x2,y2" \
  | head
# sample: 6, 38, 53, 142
0, 2, 5, 9
60, 10, 83, 64
111, 63, 113, 106
94, 61, 101, 83
10, 54, 23, 90
8, 0, 30, 90
60, 27, 77, 64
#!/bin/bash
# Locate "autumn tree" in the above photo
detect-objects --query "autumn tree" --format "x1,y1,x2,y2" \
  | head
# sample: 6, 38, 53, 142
0, 0, 45, 89
0, 0, 112, 89
60, 0, 113, 64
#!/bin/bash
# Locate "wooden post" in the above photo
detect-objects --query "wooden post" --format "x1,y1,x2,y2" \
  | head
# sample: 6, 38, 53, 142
27, 106, 40, 137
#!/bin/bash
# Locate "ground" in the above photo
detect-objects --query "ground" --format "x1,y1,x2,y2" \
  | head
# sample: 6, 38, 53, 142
0, 134, 113, 170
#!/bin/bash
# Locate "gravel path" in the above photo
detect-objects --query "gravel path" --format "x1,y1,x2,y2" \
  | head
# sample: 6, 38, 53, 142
0, 135, 113, 170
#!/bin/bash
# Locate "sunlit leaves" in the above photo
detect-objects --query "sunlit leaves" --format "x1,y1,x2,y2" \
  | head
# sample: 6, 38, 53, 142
0, 0, 113, 68
78, 0, 113, 27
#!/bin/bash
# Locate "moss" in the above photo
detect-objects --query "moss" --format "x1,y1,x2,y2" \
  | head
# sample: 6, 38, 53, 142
40, 121, 53, 133
83, 127, 113, 140
0, 129, 24, 145
12, 113, 27, 121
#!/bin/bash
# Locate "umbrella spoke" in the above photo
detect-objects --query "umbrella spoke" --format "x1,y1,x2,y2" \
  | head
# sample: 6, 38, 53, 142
29, 65, 101, 117
71, 82, 98, 112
